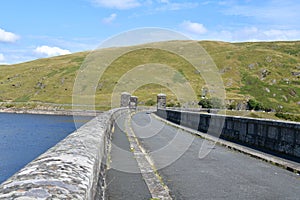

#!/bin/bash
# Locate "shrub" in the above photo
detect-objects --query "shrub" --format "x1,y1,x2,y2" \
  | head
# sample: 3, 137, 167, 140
198, 97, 224, 109
275, 112, 300, 122
166, 102, 175, 107
198, 98, 212, 108
145, 99, 156, 106
5, 104, 14, 108
175, 102, 181, 107
247, 99, 265, 111
227, 102, 237, 110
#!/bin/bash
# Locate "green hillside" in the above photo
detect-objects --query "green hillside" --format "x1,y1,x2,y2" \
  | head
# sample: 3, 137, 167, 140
0, 40, 299, 114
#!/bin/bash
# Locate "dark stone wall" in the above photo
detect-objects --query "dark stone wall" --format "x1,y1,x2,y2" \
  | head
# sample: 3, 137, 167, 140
156, 109, 300, 159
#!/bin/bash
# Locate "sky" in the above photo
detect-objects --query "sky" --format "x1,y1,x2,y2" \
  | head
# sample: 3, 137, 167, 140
0, 0, 300, 64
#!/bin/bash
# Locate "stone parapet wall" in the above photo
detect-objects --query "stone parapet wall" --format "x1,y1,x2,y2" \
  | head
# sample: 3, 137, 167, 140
156, 109, 300, 159
0, 108, 128, 200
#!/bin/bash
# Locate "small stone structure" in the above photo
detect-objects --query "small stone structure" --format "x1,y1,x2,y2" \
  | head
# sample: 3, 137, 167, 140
157, 94, 166, 109
120, 92, 138, 110
129, 96, 138, 110
120, 92, 131, 107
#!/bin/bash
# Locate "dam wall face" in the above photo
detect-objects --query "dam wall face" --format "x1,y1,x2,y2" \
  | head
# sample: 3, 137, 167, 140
156, 109, 300, 159
0, 108, 128, 200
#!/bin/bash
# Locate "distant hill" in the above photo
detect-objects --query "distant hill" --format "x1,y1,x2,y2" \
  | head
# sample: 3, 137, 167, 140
0, 40, 299, 114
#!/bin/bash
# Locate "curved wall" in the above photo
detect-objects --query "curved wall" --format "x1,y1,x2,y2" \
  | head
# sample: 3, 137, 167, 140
0, 108, 127, 200
156, 109, 300, 160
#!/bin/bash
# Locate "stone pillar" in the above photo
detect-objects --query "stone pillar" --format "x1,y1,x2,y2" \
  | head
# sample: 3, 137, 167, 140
120, 92, 131, 107
157, 93, 166, 109
129, 96, 138, 110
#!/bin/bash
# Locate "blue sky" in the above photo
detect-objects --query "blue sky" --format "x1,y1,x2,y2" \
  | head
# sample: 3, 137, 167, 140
0, 0, 300, 64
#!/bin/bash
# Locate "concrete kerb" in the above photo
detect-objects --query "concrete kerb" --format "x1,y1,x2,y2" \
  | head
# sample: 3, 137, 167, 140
152, 113, 300, 175
125, 111, 172, 199
0, 108, 128, 200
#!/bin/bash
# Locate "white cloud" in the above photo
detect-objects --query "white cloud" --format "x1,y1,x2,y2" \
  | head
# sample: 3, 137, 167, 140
34, 46, 71, 57
205, 27, 300, 42
263, 29, 300, 40
92, 0, 141, 9
221, 0, 300, 26
0, 53, 5, 62
92, 0, 198, 11
156, 2, 198, 11
181, 20, 207, 35
0, 28, 19, 43
0, 53, 9, 65
231, 27, 263, 41
102, 13, 117, 24
158, 0, 169, 3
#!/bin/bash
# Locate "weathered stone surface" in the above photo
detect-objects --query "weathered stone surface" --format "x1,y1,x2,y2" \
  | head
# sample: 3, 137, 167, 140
0, 108, 127, 200
291, 71, 300, 76
120, 92, 131, 107
260, 68, 270, 79
268, 126, 278, 139
248, 63, 257, 69
129, 96, 138, 110
157, 94, 166, 109
257, 124, 267, 137
281, 128, 294, 143
247, 123, 255, 135
295, 130, 300, 145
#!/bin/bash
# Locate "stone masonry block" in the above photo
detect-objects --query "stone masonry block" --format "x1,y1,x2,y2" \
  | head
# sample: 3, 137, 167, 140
268, 126, 278, 140
280, 128, 295, 143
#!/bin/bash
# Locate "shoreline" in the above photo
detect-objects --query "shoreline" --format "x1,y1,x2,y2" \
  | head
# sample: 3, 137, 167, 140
0, 108, 103, 116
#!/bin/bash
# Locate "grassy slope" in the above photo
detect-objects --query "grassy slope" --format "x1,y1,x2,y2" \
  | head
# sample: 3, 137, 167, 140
201, 41, 300, 113
0, 41, 299, 113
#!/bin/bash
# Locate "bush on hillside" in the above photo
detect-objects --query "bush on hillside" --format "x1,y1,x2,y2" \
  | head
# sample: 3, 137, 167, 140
198, 97, 224, 109
275, 112, 300, 122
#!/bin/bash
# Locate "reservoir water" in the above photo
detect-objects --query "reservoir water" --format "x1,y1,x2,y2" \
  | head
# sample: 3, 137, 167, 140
0, 113, 93, 184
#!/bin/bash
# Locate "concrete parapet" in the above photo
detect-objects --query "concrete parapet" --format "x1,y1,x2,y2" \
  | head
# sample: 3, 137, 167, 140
156, 109, 300, 159
0, 108, 128, 200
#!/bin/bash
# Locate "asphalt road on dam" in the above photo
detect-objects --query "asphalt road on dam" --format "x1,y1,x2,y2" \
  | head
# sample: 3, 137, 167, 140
105, 113, 151, 200
107, 111, 300, 200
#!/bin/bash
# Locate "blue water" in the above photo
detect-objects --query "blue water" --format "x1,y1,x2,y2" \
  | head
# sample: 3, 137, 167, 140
0, 113, 93, 184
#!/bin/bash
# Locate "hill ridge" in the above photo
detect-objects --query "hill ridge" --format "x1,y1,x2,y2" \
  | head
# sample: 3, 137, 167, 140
0, 40, 299, 114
